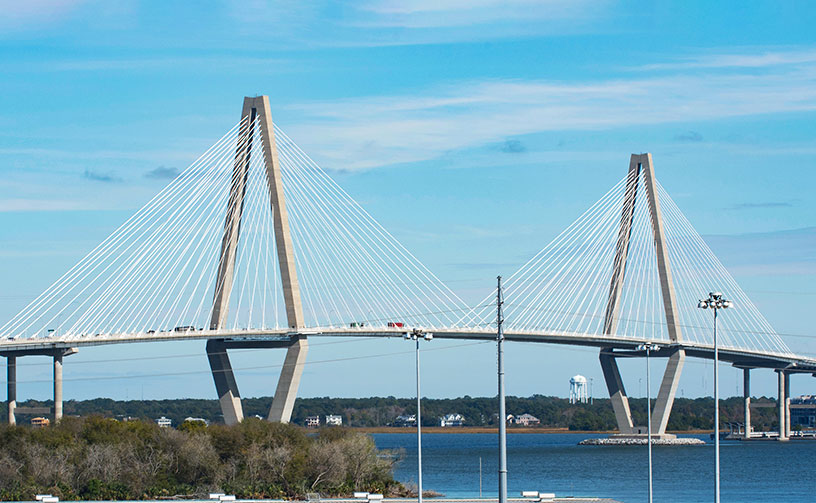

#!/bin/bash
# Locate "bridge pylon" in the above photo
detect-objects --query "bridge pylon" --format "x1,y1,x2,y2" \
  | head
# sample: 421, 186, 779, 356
600, 153, 685, 437
207, 96, 308, 425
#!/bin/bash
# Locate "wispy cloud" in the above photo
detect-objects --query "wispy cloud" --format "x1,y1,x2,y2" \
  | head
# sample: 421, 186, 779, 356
705, 226, 816, 276
0, 0, 88, 27
223, 0, 608, 47
674, 131, 703, 142
357, 0, 602, 29
144, 166, 180, 180
727, 201, 794, 210
500, 139, 526, 154
82, 168, 122, 183
283, 51, 816, 170
0, 198, 97, 212
638, 48, 816, 71
13, 56, 290, 73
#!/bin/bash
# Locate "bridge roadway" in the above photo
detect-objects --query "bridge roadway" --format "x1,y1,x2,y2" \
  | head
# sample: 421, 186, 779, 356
3, 326, 815, 436
2, 326, 815, 374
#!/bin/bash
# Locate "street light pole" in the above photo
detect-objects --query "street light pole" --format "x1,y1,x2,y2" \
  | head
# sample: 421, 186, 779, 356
637, 342, 660, 503
406, 329, 433, 503
698, 292, 732, 503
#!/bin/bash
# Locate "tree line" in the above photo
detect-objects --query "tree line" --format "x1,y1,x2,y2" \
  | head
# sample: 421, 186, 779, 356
0, 416, 402, 501
2, 395, 782, 432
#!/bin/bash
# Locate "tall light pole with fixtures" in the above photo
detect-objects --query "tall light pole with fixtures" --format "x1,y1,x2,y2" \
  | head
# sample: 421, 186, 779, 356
698, 292, 732, 503
637, 342, 660, 503
405, 329, 433, 503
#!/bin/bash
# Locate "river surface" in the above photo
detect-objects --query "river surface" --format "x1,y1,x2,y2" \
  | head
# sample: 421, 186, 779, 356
372, 432, 815, 503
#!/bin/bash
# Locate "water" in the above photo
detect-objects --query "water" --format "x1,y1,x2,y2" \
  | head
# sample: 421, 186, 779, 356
373, 432, 816, 503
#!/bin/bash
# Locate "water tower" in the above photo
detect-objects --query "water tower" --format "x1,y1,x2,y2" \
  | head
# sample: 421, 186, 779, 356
569, 375, 588, 404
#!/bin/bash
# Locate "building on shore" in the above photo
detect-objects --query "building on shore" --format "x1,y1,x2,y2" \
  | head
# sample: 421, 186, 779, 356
394, 414, 417, 427
440, 413, 465, 427
305, 415, 320, 428
791, 395, 816, 428
325, 414, 343, 426
510, 413, 540, 426
156, 416, 172, 428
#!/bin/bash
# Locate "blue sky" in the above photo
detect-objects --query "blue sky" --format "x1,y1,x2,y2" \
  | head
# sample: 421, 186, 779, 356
2, 0, 816, 404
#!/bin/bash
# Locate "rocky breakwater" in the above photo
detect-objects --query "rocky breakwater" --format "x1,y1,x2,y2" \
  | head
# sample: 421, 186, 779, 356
579, 436, 706, 446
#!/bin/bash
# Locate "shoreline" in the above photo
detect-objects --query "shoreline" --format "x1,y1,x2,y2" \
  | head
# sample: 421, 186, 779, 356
354, 426, 712, 435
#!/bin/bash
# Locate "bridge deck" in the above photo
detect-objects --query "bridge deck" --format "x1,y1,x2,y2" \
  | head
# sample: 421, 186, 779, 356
2, 327, 814, 373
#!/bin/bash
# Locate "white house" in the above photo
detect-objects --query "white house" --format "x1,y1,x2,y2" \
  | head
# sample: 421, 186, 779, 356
394, 414, 417, 426
325, 414, 343, 426
440, 413, 465, 427
156, 416, 172, 428
305, 415, 320, 428
513, 413, 540, 426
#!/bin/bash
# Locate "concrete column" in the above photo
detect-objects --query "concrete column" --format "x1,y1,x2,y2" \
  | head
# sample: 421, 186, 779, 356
743, 368, 751, 440
254, 95, 308, 421
785, 372, 791, 438
7, 356, 16, 425
600, 352, 634, 434
253, 96, 305, 330
53, 354, 63, 422
268, 337, 309, 423
602, 159, 640, 334
598, 157, 640, 437
650, 348, 685, 434
642, 155, 683, 344
777, 370, 787, 441
209, 111, 255, 330
207, 339, 244, 425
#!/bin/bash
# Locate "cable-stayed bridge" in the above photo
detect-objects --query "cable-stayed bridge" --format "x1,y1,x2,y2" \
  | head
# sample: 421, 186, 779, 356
1, 96, 812, 438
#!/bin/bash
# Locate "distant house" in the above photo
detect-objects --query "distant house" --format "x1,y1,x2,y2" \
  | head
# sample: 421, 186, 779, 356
184, 417, 210, 426
440, 413, 465, 427
325, 414, 343, 426
394, 414, 417, 427
512, 413, 540, 426
305, 415, 320, 428
156, 416, 172, 428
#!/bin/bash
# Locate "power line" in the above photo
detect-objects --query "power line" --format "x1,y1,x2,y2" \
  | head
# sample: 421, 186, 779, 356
0, 340, 492, 385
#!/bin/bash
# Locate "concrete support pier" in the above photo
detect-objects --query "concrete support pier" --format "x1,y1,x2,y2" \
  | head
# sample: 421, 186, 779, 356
743, 368, 751, 440
207, 339, 244, 425
7, 356, 16, 425
53, 353, 63, 421
2, 347, 76, 425
599, 351, 634, 435
785, 371, 791, 438
268, 337, 309, 423
207, 338, 307, 425
650, 348, 685, 434
777, 370, 788, 441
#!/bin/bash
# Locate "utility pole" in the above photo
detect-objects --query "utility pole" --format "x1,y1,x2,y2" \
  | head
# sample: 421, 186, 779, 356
497, 276, 508, 503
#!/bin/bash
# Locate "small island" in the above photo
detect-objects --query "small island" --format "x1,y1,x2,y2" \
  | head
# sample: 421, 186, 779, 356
0, 416, 405, 501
